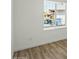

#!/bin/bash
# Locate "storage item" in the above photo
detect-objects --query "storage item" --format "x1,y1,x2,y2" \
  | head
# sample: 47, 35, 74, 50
56, 18, 61, 26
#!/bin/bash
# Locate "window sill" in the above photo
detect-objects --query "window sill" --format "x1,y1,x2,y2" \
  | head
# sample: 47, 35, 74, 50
43, 26, 67, 30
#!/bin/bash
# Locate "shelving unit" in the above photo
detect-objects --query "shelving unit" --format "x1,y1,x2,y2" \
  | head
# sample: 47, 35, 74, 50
43, 0, 67, 30
56, 2, 66, 26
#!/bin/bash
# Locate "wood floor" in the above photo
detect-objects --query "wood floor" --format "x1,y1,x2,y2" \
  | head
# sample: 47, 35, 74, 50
13, 39, 67, 59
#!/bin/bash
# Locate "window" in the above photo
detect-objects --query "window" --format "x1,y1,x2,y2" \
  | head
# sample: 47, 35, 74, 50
43, 0, 66, 30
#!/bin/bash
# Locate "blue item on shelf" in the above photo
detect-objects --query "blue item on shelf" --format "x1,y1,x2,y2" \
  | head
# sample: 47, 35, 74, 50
56, 18, 61, 26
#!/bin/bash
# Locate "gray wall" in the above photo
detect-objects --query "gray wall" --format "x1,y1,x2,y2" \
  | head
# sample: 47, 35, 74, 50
12, 0, 67, 51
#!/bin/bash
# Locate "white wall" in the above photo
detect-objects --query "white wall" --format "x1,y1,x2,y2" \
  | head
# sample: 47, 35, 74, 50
12, 0, 67, 52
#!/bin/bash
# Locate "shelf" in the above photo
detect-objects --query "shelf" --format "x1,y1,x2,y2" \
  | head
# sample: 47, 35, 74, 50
43, 26, 66, 30
56, 9, 65, 11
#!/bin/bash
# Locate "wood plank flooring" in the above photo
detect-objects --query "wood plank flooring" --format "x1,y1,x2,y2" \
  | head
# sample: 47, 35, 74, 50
13, 39, 67, 59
